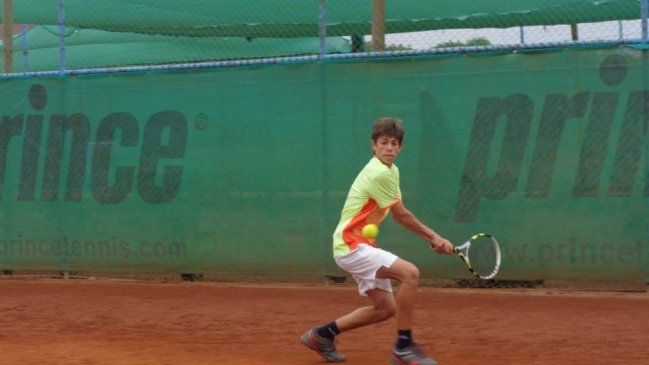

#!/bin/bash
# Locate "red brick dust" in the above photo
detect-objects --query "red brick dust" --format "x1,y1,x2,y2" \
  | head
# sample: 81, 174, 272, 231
0, 279, 647, 365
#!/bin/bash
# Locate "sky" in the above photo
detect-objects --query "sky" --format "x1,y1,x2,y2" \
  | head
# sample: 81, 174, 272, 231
374, 20, 643, 50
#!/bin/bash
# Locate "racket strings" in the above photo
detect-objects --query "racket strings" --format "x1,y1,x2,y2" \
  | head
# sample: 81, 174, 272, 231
467, 237, 499, 278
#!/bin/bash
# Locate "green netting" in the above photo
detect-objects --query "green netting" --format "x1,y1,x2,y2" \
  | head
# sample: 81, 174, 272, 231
0, 1, 645, 73
7, 26, 351, 72
1, 0, 642, 37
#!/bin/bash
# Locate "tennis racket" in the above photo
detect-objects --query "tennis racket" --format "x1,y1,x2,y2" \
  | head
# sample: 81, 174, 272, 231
453, 233, 501, 280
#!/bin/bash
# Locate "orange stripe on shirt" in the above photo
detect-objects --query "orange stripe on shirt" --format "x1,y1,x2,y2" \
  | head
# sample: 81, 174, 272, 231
341, 198, 400, 251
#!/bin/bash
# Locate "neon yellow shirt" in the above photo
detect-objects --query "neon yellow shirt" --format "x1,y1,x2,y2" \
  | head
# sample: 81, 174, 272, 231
332, 157, 401, 257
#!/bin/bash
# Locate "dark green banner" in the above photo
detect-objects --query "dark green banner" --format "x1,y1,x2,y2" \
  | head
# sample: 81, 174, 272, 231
3, 0, 641, 37
0, 46, 647, 283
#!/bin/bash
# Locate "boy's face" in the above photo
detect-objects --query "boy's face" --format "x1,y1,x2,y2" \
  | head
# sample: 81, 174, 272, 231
371, 135, 402, 166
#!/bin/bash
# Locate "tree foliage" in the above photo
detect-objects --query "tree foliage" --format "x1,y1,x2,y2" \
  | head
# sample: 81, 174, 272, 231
436, 37, 492, 49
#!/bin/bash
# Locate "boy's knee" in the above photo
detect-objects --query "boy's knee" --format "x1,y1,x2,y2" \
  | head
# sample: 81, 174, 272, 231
384, 305, 397, 318
372, 297, 397, 321
376, 305, 396, 321
402, 265, 420, 285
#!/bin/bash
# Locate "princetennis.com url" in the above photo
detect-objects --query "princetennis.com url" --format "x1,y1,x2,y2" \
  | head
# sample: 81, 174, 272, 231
0, 237, 186, 260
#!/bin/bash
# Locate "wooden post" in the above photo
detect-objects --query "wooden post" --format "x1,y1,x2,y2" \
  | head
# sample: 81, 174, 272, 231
371, 0, 385, 51
3, 0, 13, 73
570, 24, 578, 41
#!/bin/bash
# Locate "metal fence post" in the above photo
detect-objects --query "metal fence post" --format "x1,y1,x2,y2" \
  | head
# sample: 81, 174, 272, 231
618, 20, 623, 40
642, 0, 648, 42
58, 0, 66, 74
3, 0, 13, 73
20, 24, 28, 72
318, 0, 326, 59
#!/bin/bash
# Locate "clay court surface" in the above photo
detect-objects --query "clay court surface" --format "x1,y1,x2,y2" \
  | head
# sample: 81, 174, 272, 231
1, 279, 647, 365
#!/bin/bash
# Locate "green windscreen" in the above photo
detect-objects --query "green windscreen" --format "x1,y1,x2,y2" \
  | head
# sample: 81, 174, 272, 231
0, 46, 647, 283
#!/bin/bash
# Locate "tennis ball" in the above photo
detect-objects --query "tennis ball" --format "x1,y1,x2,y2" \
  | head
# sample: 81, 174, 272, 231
362, 224, 379, 239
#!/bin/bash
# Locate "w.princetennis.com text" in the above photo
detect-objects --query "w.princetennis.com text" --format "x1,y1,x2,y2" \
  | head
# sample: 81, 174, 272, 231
505, 242, 645, 264
0, 237, 186, 260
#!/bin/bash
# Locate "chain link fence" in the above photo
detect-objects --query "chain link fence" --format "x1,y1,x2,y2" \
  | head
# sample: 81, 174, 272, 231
0, 1, 648, 74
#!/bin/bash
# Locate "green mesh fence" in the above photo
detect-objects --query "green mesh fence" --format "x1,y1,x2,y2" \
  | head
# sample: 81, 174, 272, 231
0, 0, 647, 72
0, 46, 647, 284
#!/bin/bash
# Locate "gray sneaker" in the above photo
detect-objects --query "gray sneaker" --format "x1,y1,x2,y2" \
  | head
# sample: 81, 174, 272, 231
300, 328, 346, 362
389, 343, 437, 365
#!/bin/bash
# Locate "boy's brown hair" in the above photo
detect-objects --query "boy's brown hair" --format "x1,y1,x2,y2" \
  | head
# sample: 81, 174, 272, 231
371, 117, 404, 143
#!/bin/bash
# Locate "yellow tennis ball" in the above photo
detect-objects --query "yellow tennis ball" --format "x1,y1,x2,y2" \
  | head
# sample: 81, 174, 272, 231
362, 224, 379, 239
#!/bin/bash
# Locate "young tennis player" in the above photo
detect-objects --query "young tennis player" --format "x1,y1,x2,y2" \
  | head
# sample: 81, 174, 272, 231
300, 117, 454, 365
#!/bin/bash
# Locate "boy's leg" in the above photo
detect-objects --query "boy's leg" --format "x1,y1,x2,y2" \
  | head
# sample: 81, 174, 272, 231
300, 288, 396, 362
375, 258, 419, 330
301, 245, 399, 362
377, 258, 438, 365
300, 290, 395, 363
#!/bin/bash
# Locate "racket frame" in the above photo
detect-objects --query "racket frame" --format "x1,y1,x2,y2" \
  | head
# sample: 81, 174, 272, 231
453, 233, 501, 280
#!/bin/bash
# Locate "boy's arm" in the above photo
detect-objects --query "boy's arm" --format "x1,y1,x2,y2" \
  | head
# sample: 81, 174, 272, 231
390, 200, 453, 254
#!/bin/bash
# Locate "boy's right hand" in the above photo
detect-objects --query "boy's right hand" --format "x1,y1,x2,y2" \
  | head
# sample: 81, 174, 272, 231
430, 237, 453, 254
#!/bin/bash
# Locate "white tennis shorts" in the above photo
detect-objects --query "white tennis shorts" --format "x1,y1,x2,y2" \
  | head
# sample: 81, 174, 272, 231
334, 243, 399, 296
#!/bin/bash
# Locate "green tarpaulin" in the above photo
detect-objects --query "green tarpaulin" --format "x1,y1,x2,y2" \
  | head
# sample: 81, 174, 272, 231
1, 0, 642, 38
8, 26, 351, 72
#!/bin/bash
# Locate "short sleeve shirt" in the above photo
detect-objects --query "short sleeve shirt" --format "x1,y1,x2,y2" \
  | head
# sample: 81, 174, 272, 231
332, 157, 401, 257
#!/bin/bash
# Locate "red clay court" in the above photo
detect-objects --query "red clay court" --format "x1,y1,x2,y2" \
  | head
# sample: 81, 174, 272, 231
1, 278, 647, 365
